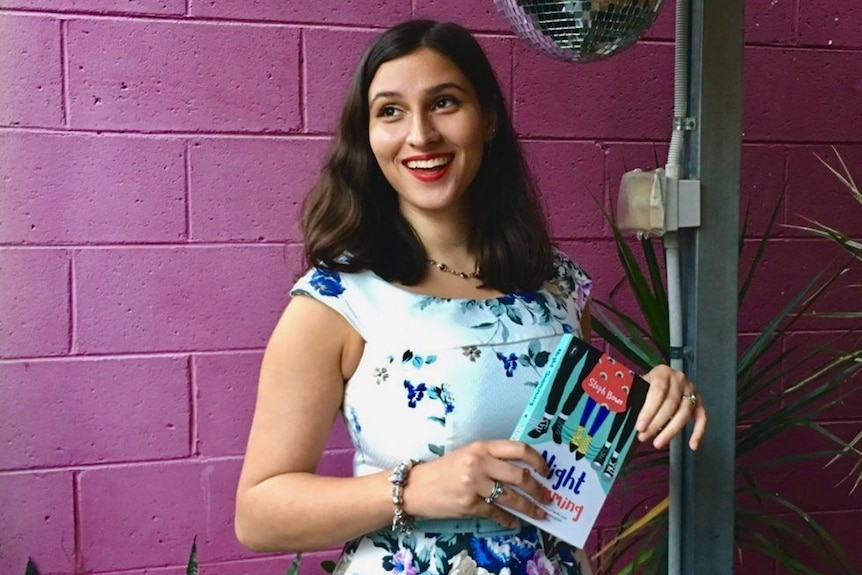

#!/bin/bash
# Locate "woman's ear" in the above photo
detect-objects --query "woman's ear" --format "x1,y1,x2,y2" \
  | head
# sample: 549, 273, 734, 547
484, 109, 498, 142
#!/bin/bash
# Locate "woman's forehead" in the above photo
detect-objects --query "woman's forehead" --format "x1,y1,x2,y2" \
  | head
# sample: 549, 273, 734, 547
368, 48, 473, 97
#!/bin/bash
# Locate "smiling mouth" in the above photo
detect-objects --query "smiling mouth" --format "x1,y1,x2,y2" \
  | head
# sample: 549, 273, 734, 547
404, 156, 452, 170
402, 154, 454, 183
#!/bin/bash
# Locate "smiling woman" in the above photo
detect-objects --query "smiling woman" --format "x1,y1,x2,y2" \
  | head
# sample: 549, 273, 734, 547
234, 19, 706, 575
367, 47, 495, 224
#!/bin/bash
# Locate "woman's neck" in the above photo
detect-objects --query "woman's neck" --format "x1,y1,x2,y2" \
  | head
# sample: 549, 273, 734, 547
400, 206, 475, 267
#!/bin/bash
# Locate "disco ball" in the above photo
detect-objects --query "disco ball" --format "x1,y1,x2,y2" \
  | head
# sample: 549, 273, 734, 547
495, 0, 666, 63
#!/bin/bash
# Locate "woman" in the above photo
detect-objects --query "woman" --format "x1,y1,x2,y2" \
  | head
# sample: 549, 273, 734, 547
235, 20, 707, 574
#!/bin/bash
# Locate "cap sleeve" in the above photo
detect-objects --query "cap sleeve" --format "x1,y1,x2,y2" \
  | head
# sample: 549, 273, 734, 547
290, 266, 365, 338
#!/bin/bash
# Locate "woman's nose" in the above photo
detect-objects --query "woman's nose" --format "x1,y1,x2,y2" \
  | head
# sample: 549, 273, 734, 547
406, 114, 440, 147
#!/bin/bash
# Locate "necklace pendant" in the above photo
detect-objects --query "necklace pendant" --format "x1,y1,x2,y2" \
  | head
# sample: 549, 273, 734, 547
426, 258, 479, 280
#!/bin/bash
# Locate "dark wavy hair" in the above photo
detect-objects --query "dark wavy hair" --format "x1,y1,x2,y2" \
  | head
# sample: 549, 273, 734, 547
301, 20, 554, 293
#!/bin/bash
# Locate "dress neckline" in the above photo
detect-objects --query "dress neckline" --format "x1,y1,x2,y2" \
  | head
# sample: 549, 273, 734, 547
367, 270, 514, 303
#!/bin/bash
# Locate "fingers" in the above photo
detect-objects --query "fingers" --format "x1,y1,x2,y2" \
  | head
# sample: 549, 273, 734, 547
484, 439, 550, 476
636, 365, 707, 450
689, 403, 708, 450
636, 365, 684, 442
482, 463, 551, 523
400, 441, 549, 530
478, 441, 551, 521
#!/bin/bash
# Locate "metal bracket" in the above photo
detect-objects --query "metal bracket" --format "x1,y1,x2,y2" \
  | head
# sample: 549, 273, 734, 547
669, 346, 694, 361
674, 116, 698, 131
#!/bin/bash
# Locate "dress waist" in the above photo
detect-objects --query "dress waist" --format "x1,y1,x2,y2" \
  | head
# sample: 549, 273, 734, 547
411, 516, 522, 536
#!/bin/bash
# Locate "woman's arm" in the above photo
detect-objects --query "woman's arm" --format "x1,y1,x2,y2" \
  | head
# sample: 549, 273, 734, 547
236, 295, 554, 552
235, 295, 394, 552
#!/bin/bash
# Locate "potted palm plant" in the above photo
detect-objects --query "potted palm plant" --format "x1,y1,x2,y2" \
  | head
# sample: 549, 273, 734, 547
590, 150, 862, 575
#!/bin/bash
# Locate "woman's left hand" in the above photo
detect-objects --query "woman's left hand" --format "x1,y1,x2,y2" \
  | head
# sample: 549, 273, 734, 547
636, 365, 707, 450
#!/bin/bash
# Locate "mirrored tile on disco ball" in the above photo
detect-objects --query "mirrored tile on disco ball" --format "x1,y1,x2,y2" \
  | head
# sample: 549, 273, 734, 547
495, 0, 666, 63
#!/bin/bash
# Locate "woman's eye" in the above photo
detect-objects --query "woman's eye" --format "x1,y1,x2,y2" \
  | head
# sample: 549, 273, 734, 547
434, 96, 459, 110
377, 105, 400, 118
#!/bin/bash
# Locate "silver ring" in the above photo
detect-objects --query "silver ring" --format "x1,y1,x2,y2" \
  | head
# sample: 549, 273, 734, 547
682, 392, 698, 406
484, 481, 504, 504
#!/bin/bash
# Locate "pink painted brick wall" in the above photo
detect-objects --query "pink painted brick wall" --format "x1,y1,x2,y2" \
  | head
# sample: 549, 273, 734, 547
1, 1, 860, 574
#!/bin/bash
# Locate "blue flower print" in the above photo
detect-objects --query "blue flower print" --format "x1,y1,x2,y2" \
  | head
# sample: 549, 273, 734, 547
562, 323, 574, 334
309, 267, 345, 297
515, 291, 537, 304
469, 534, 536, 572
403, 380, 427, 408
348, 407, 366, 464
497, 352, 519, 377
426, 384, 455, 426
499, 293, 516, 305
349, 408, 362, 433
402, 350, 437, 368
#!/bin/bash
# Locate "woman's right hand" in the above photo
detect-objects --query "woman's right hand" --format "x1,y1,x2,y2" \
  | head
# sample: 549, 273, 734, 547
401, 440, 553, 528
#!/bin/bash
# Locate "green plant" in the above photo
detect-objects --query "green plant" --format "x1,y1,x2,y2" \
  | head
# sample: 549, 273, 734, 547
590, 157, 862, 574
184, 538, 304, 575
791, 149, 862, 319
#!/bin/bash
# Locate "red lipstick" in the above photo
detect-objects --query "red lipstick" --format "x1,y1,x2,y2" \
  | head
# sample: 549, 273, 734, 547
402, 153, 453, 183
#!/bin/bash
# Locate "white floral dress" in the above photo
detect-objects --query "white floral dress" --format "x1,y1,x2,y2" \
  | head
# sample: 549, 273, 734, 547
291, 251, 594, 575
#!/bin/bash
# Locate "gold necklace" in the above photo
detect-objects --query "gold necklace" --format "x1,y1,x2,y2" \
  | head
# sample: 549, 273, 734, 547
426, 258, 480, 280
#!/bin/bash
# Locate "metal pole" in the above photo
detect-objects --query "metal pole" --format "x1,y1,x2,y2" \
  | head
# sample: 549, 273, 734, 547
680, 0, 744, 573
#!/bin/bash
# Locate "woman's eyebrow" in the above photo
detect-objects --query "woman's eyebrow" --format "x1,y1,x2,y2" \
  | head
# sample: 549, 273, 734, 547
369, 91, 400, 106
369, 82, 469, 106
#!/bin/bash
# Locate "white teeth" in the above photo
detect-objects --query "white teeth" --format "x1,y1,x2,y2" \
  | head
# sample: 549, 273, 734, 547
405, 156, 451, 169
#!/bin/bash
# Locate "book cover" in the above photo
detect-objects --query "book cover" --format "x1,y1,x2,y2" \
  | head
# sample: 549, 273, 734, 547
507, 333, 650, 548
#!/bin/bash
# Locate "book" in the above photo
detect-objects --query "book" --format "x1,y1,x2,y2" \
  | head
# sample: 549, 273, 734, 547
507, 333, 650, 548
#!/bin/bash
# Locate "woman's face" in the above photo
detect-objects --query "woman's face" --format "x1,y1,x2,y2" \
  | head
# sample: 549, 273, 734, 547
367, 47, 495, 220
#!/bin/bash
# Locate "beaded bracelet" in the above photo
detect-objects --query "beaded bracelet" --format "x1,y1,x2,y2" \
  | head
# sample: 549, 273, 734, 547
388, 459, 420, 535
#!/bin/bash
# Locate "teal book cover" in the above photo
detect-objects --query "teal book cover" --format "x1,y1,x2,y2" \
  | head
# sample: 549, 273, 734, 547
507, 333, 650, 548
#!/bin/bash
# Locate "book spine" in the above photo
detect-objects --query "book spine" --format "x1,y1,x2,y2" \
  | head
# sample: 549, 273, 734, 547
511, 333, 573, 440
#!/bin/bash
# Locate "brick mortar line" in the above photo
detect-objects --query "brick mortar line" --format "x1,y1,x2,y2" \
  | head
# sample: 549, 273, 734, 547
72, 470, 83, 572
68, 252, 77, 354
0, 347, 268, 363
0, 9, 402, 30
0, 125, 338, 139
184, 140, 192, 241
0, 450, 354, 475
189, 355, 198, 456
0, 241, 303, 249
0, 349, 266, 364
299, 27, 308, 132
0, 457, 243, 477
793, 0, 801, 45
746, 42, 862, 54
59, 19, 70, 127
